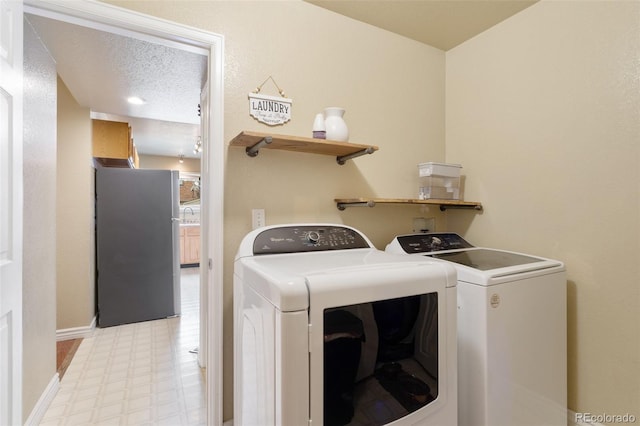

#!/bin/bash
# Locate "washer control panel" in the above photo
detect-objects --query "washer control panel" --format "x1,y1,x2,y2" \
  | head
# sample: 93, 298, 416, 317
253, 225, 370, 255
395, 233, 474, 253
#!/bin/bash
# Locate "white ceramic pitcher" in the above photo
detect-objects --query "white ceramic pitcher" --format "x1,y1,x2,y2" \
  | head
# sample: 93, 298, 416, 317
324, 107, 349, 141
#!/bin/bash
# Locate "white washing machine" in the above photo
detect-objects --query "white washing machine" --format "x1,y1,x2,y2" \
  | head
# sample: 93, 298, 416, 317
386, 233, 567, 426
234, 224, 458, 426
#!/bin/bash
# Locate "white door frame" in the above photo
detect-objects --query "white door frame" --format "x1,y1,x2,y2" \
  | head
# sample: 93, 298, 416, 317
23, 1, 225, 424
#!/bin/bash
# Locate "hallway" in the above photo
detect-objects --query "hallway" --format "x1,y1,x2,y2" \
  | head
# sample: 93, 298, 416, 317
40, 268, 204, 425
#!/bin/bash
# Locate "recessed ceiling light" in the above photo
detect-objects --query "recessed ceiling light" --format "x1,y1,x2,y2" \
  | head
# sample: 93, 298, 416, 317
127, 96, 146, 105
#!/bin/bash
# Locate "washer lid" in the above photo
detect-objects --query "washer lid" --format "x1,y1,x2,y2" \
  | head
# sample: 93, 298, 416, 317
385, 233, 565, 285
430, 248, 543, 271
430, 247, 565, 286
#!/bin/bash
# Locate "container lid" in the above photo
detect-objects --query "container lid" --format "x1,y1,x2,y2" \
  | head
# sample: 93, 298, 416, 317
417, 162, 462, 168
418, 162, 462, 177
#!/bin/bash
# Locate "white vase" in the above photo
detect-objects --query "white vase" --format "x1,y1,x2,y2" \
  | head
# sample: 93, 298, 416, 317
324, 107, 349, 141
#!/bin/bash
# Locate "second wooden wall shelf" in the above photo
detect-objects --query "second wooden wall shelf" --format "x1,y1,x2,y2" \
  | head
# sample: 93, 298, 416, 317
335, 198, 483, 211
229, 131, 379, 165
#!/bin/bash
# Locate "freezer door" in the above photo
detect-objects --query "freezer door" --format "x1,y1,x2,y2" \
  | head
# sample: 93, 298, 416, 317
96, 168, 178, 327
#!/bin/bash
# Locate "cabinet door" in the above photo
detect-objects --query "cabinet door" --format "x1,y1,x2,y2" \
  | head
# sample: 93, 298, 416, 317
92, 119, 130, 159
179, 227, 186, 264
185, 226, 200, 264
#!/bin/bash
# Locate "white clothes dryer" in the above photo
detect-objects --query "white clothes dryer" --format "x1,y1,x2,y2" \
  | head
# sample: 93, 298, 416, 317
386, 233, 567, 426
234, 224, 458, 426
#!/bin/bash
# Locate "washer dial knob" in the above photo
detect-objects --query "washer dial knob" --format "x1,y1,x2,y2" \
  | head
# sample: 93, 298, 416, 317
307, 231, 320, 244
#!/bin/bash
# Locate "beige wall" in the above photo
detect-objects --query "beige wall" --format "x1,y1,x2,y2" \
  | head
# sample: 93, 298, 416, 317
138, 153, 201, 173
110, 0, 447, 419
446, 0, 640, 420
139, 154, 202, 204
56, 77, 95, 330
22, 17, 57, 421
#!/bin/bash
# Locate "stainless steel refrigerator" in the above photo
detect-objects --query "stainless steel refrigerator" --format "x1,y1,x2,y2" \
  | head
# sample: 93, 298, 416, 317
96, 168, 181, 327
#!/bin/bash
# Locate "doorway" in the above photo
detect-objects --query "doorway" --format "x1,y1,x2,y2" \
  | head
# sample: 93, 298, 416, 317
23, 1, 224, 424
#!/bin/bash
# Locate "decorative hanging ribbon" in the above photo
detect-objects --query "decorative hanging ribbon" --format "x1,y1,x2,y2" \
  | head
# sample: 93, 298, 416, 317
248, 75, 292, 126
253, 75, 286, 98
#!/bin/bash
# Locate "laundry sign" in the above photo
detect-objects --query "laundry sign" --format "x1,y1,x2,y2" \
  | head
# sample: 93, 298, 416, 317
248, 92, 292, 126
248, 76, 292, 126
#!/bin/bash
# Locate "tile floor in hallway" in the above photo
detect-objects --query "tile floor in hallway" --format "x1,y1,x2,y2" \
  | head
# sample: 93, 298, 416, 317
41, 267, 205, 426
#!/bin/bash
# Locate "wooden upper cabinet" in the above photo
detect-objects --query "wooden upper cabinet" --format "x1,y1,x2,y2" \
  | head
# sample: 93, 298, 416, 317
92, 119, 136, 168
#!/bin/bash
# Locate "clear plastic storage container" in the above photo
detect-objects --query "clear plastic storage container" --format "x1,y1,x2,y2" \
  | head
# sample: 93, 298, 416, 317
418, 162, 462, 200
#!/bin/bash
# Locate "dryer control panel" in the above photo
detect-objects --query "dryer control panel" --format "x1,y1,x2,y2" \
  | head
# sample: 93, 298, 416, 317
253, 225, 370, 255
394, 233, 474, 253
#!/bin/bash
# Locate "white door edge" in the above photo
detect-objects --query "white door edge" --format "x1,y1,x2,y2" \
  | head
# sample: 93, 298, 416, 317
1, 0, 24, 423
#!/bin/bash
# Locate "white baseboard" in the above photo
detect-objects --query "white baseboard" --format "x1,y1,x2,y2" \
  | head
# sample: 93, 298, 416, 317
56, 316, 96, 341
24, 373, 60, 426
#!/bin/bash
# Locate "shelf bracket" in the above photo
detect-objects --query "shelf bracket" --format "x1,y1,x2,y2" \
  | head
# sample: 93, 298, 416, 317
337, 200, 376, 211
336, 147, 376, 165
439, 204, 483, 212
245, 135, 273, 157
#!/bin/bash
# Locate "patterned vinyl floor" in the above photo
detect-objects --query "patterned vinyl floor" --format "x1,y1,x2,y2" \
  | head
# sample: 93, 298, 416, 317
40, 268, 204, 426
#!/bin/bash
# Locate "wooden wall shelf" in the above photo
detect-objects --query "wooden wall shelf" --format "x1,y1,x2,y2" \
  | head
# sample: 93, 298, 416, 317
229, 131, 378, 164
335, 198, 483, 211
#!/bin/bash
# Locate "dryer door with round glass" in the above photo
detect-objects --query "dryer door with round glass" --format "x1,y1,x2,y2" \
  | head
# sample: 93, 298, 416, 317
306, 261, 456, 426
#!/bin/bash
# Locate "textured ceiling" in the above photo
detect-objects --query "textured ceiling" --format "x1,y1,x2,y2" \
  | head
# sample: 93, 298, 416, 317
26, 14, 207, 159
